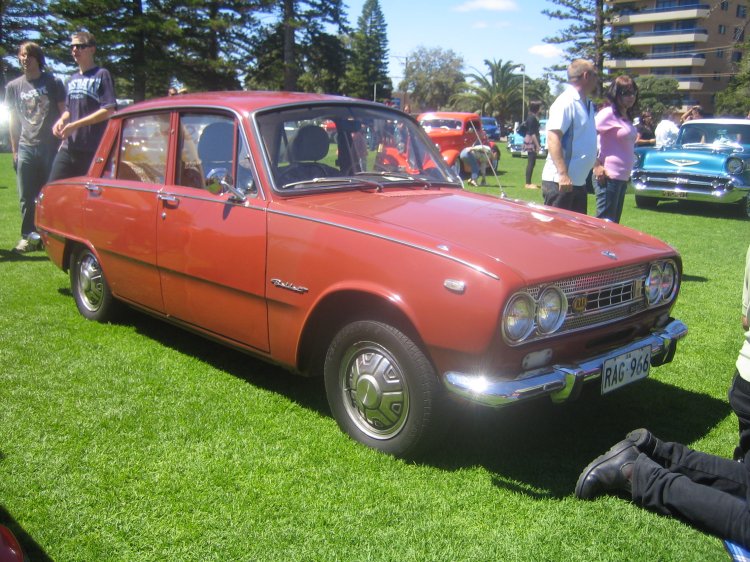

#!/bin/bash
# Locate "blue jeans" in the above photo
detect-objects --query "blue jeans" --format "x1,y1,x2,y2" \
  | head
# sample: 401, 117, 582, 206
460, 148, 479, 181
16, 142, 57, 237
594, 176, 628, 223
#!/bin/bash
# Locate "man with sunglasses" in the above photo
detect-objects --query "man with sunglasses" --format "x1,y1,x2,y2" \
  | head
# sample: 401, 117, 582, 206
48, 31, 116, 182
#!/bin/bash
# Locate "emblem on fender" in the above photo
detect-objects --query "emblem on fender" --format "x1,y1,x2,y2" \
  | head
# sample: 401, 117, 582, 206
602, 250, 617, 260
271, 278, 309, 294
665, 159, 699, 167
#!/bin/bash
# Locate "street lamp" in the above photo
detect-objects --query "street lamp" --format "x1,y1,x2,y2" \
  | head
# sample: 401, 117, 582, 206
518, 64, 526, 125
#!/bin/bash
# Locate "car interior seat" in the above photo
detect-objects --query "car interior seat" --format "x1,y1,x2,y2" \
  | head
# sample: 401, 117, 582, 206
197, 121, 234, 178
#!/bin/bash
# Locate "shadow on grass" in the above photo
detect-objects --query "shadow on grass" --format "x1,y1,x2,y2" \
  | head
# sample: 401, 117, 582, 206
0, 505, 53, 562
643, 200, 748, 221
0, 249, 48, 263
113, 308, 729, 498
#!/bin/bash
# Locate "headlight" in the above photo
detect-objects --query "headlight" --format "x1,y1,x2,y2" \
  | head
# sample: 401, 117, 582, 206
645, 264, 663, 305
660, 261, 677, 301
503, 293, 535, 343
726, 157, 744, 175
536, 286, 567, 334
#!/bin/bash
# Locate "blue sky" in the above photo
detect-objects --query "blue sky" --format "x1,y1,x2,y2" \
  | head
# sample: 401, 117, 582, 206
345, 0, 568, 85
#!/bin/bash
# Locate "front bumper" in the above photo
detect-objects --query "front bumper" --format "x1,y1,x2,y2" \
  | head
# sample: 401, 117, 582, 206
443, 318, 687, 407
632, 176, 750, 204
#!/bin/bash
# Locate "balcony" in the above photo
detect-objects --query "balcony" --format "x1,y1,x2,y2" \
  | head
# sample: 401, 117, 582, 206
611, 4, 710, 25
605, 54, 707, 69
624, 28, 709, 45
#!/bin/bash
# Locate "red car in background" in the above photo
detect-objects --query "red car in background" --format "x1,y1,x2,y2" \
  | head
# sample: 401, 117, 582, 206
36, 92, 687, 458
418, 111, 498, 176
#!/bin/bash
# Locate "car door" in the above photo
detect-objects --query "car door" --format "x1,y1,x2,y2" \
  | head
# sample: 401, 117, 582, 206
82, 112, 168, 313
156, 112, 270, 352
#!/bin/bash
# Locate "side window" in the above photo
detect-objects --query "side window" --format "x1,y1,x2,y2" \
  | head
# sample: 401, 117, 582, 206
116, 113, 170, 183
177, 113, 256, 196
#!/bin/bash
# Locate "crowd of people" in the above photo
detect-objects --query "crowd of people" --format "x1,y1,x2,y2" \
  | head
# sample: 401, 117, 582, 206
6, 32, 115, 253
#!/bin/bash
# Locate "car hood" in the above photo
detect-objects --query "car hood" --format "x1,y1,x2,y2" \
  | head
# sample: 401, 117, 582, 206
278, 188, 675, 284
639, 145, 742, 175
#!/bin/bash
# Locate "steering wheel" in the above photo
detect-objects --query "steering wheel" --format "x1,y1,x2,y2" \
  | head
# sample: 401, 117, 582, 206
277, 162, 338, 186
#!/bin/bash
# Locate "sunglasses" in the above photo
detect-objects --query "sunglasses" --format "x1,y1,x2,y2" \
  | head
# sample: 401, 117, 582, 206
617, 89, 636, 96
71, 43, 92, 50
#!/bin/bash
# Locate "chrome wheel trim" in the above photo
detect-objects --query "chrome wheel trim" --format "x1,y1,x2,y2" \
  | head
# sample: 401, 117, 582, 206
339, 341, 409, 440
77, 253, 104, 312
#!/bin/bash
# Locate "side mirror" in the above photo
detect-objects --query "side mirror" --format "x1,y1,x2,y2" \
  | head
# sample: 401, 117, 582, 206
206, 168, 247, 202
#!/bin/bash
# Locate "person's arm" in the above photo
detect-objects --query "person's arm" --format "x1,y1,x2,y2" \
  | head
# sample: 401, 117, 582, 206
546, 129, 572, 191
58, 107, 115, 139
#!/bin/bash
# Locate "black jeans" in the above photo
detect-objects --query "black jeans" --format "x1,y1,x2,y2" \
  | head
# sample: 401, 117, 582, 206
541, 181, 587, 214
48, 147, 96, 183
632, 442, 750, 546
729, 370, 750, 462
525, 151, 537, 184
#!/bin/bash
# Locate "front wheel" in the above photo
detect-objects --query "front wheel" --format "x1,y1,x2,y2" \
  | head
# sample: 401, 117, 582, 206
324, 320, 442, 458
739, 196, 750, 219
69, 246, 120, 322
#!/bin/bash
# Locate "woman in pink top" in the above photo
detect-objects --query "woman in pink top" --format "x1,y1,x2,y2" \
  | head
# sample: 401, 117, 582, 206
593, 75, 638, 223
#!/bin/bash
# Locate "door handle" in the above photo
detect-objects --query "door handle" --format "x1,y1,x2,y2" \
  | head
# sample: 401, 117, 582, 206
85, 183, 102, 195
158, 193, 179, 208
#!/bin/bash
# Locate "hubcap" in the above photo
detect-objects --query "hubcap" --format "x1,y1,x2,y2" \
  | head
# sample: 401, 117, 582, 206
78, 253, 104, 312
340, 341, 409, 440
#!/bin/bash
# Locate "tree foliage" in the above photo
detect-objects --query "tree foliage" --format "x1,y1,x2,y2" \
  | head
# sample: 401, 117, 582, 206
342, 0, 391, 101
715, 39, 750, 117
634, 75, 682, 118
399, 46, 464, 112
0, 0, 51, 87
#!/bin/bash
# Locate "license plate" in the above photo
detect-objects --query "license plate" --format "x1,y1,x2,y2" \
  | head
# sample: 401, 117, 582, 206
662, 189, 688, 199
601, 346, 651, 395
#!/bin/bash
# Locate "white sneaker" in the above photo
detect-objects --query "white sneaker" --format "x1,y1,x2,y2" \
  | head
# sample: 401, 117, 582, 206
13, 238, 29, 253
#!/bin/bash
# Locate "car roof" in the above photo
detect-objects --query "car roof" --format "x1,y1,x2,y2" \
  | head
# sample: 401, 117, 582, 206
418, 112, 480, 121
113, 91, 386, 117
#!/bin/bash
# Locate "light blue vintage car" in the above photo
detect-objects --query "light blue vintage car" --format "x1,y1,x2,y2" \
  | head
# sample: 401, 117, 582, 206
632, 118, 750, 218
507, 118, 547, 158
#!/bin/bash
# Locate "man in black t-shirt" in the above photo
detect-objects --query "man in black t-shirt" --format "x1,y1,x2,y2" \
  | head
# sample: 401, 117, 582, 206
5, 41, 65, 252
48, 31, 116, 183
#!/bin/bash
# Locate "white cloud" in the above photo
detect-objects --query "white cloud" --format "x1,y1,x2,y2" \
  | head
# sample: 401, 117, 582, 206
454, 0, 518, 12
529, 44, 564, 59
471, 20, 512, 29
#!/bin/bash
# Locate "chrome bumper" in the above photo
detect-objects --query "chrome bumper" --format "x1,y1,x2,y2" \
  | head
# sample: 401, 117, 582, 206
632, 181, 749, 204
443, 319, 688, 407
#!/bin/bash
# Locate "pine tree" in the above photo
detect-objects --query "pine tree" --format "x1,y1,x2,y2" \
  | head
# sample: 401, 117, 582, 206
343, 0, 391, 101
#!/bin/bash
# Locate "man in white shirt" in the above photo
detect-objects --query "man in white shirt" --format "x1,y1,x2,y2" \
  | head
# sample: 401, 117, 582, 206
654, 109, 681, 148
541, 59, 598, 214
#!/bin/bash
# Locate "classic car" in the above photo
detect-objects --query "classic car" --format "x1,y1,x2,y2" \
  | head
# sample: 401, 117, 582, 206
417, 111, 498, 176
508, 118, 548, 158
36, 92, 687, 458
481, 116, 500, 140
632, 118, 750, 218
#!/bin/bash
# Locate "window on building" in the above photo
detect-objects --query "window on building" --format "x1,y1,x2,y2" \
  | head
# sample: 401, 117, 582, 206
721, 0, 729, 10
738, 5, 748, 17
717, 49, 725, 58
714, 72, 721, 81
733, 51, 744, 62
654, 22, 674, 33
719, 24, 727, 34
734, 26, 746, 41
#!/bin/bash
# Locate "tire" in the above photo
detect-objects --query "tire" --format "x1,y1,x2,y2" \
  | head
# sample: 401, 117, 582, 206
323, 320, 441, 458
635, 195, 659, 209
69, 246, 119, 322
451, 159, 462, 178
739, 196, 750, 219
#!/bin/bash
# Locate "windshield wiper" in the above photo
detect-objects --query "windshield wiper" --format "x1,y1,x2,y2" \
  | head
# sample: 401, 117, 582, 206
280, 177, 384, 191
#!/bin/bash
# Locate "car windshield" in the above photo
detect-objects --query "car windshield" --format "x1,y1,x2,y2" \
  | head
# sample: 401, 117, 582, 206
420, 118, 462, 130
256, 105, 462, 191
678, 123, 750, 147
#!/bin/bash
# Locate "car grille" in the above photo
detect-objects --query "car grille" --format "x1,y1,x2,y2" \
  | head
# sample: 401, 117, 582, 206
526, 263, 650, 339
633, 171, 728, 191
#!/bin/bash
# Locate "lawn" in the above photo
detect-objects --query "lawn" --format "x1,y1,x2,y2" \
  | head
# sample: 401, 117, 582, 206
1, 148, 748, 561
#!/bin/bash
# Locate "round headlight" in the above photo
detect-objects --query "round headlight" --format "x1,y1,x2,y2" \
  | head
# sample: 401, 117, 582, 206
660, 261, 677, 301
727, 157, 745, 175
536, 286, 567, 334
645, 264, 663, 305
503, 293, 535, 343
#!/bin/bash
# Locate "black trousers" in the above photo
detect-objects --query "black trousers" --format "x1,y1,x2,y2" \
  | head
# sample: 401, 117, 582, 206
632, 441, 750, 547
541, 181, 587, 215
729, 370, 750, 462
525, 151, 537, 184
47, 147, 96, 183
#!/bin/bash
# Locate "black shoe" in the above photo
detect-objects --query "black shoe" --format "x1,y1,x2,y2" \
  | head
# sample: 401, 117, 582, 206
575, 440, 639, 500
626, 428, 659, 457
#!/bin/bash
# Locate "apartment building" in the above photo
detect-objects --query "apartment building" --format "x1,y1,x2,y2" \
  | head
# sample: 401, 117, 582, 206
605, 0, 749, 112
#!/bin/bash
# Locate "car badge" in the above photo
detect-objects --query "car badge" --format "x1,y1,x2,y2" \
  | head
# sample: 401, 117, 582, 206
665, 159, 699, 167
601, 250, 617, 260
571, 295, 588, 314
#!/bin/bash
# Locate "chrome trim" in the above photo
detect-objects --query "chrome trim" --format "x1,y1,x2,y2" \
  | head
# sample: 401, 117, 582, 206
267, 208, 501, 280
444, 319, 688, 407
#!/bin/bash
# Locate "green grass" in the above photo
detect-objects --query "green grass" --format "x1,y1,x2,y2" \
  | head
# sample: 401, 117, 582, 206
1, 150, 748, 561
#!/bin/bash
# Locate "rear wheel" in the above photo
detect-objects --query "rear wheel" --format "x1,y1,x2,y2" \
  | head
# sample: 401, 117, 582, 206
324, 320, 441, 458
635, 195, 659, 209
70, 246, 120, 322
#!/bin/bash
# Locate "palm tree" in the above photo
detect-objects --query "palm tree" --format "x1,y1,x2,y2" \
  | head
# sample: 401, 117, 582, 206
451, 59, 550, 124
